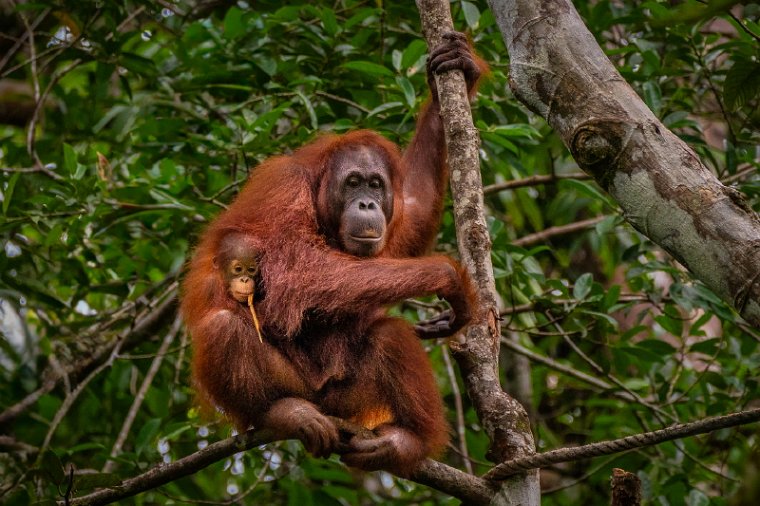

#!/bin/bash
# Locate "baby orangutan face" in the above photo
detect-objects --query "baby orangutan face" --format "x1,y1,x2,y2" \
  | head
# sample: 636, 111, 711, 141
225, 254, 258, 302
216, 234, 259, 303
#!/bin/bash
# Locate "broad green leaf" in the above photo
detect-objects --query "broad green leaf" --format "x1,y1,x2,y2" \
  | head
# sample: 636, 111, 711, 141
319, 8, 339, 37
461, 1, 481, 29
724, 58, 760, 110
654, 314, 683, 336
342, 61, 394, 77
135, 418, 161, 456
573, 273, 593, 300
119, 53, 158, 76
223, 6, 246, 39
560, 178, 617, 208
295, 90, 318, 129
642, 80, 662, 114
396, 76, 416, 108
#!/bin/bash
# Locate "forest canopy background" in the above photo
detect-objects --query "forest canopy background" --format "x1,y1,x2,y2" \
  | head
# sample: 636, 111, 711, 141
1, 1, 759, 505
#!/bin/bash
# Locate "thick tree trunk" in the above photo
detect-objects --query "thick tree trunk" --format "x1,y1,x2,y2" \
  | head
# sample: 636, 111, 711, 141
416, 1, 540, 505
488, 0, 760, 327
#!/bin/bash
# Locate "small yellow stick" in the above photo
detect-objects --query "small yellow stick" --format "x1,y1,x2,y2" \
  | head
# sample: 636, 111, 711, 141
247, 293, 263, 343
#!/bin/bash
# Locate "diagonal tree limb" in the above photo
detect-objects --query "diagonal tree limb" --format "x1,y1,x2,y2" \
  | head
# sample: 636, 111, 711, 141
487, 0, 760, 326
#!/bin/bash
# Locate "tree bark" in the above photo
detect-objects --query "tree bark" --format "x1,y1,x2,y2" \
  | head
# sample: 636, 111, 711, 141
416, 1, 540, 505
611, 468, 642, 506
487, 0, 760, 327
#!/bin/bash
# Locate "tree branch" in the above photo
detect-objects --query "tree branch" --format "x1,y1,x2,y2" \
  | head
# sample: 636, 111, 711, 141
416, 2, 540, 503
483, 172, 590, 194
487, 0, 760, 326
0, 288, 177, 428
65, 418, 494, 506
416, 0, 535, 464
511, 215, 608, 247
484, 407, 760, 481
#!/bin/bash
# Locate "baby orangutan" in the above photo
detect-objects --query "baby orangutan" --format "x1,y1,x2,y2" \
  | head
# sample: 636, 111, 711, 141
214, 233, 263, 341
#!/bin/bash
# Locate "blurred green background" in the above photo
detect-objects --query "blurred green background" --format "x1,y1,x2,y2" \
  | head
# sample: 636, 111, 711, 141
1, 1, 759, 504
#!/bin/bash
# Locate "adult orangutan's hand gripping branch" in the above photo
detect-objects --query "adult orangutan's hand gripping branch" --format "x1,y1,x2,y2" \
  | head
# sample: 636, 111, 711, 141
181, 32, 485, 476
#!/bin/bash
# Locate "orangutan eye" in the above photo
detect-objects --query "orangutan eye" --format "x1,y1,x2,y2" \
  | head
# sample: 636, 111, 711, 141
233, 265, 243, 274
247, 266, 257, 274
346, 176, 360, 188
369, 178, 382, 189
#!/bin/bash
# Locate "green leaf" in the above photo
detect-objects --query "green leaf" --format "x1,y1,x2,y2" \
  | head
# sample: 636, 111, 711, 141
461, 1, 481, 29
396, 76, 416, 108
642, 81, 662, 114
724, 58, 760, 110
119, 53, 158, 76
135, 418, 161, 456
689, 337, 721, 355
319, 8, 339, 37
573, 273, 593, 300
637, 339, 677, 356
223, 6, 246, 39
295, 91, 318, 130
491, 124, 540, 139
342, 61, 394, 77
367, 101, 402, 117
63, 143, 77, 175
255, 57, 277, 77
481, 132, 518, 154
655, 314, 683, 336
402, 40, 428, 70
560, 178, 617, 208
687, 489, 710, 506
3, 172, 19, 215
39, 450, 65, 485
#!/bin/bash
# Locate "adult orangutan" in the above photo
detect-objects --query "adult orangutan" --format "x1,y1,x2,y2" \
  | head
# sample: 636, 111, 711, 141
181, 32, 484, 476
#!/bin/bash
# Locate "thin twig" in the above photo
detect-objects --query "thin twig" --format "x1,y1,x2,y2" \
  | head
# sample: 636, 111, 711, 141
103, 317, 182, 473
483, 172, 590, 194
442, 347, 473, 474
39, 336, 128, 456
499, 337, 635, 401
512, 216, 608, 248
0, 286, 177, 427
0, 7, 49, 73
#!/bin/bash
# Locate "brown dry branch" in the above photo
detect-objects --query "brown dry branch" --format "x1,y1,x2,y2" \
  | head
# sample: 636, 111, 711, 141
416, 0, 535, 464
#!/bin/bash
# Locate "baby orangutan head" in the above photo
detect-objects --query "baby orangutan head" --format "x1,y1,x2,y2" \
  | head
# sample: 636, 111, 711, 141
215, 233, 259, 303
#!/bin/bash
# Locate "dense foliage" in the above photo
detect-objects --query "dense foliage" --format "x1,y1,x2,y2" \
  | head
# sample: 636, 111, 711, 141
1, 1, 759, 504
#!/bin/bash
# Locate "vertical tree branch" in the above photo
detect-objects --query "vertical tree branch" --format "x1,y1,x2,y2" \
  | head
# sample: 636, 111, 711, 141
415, 2, 539, 504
